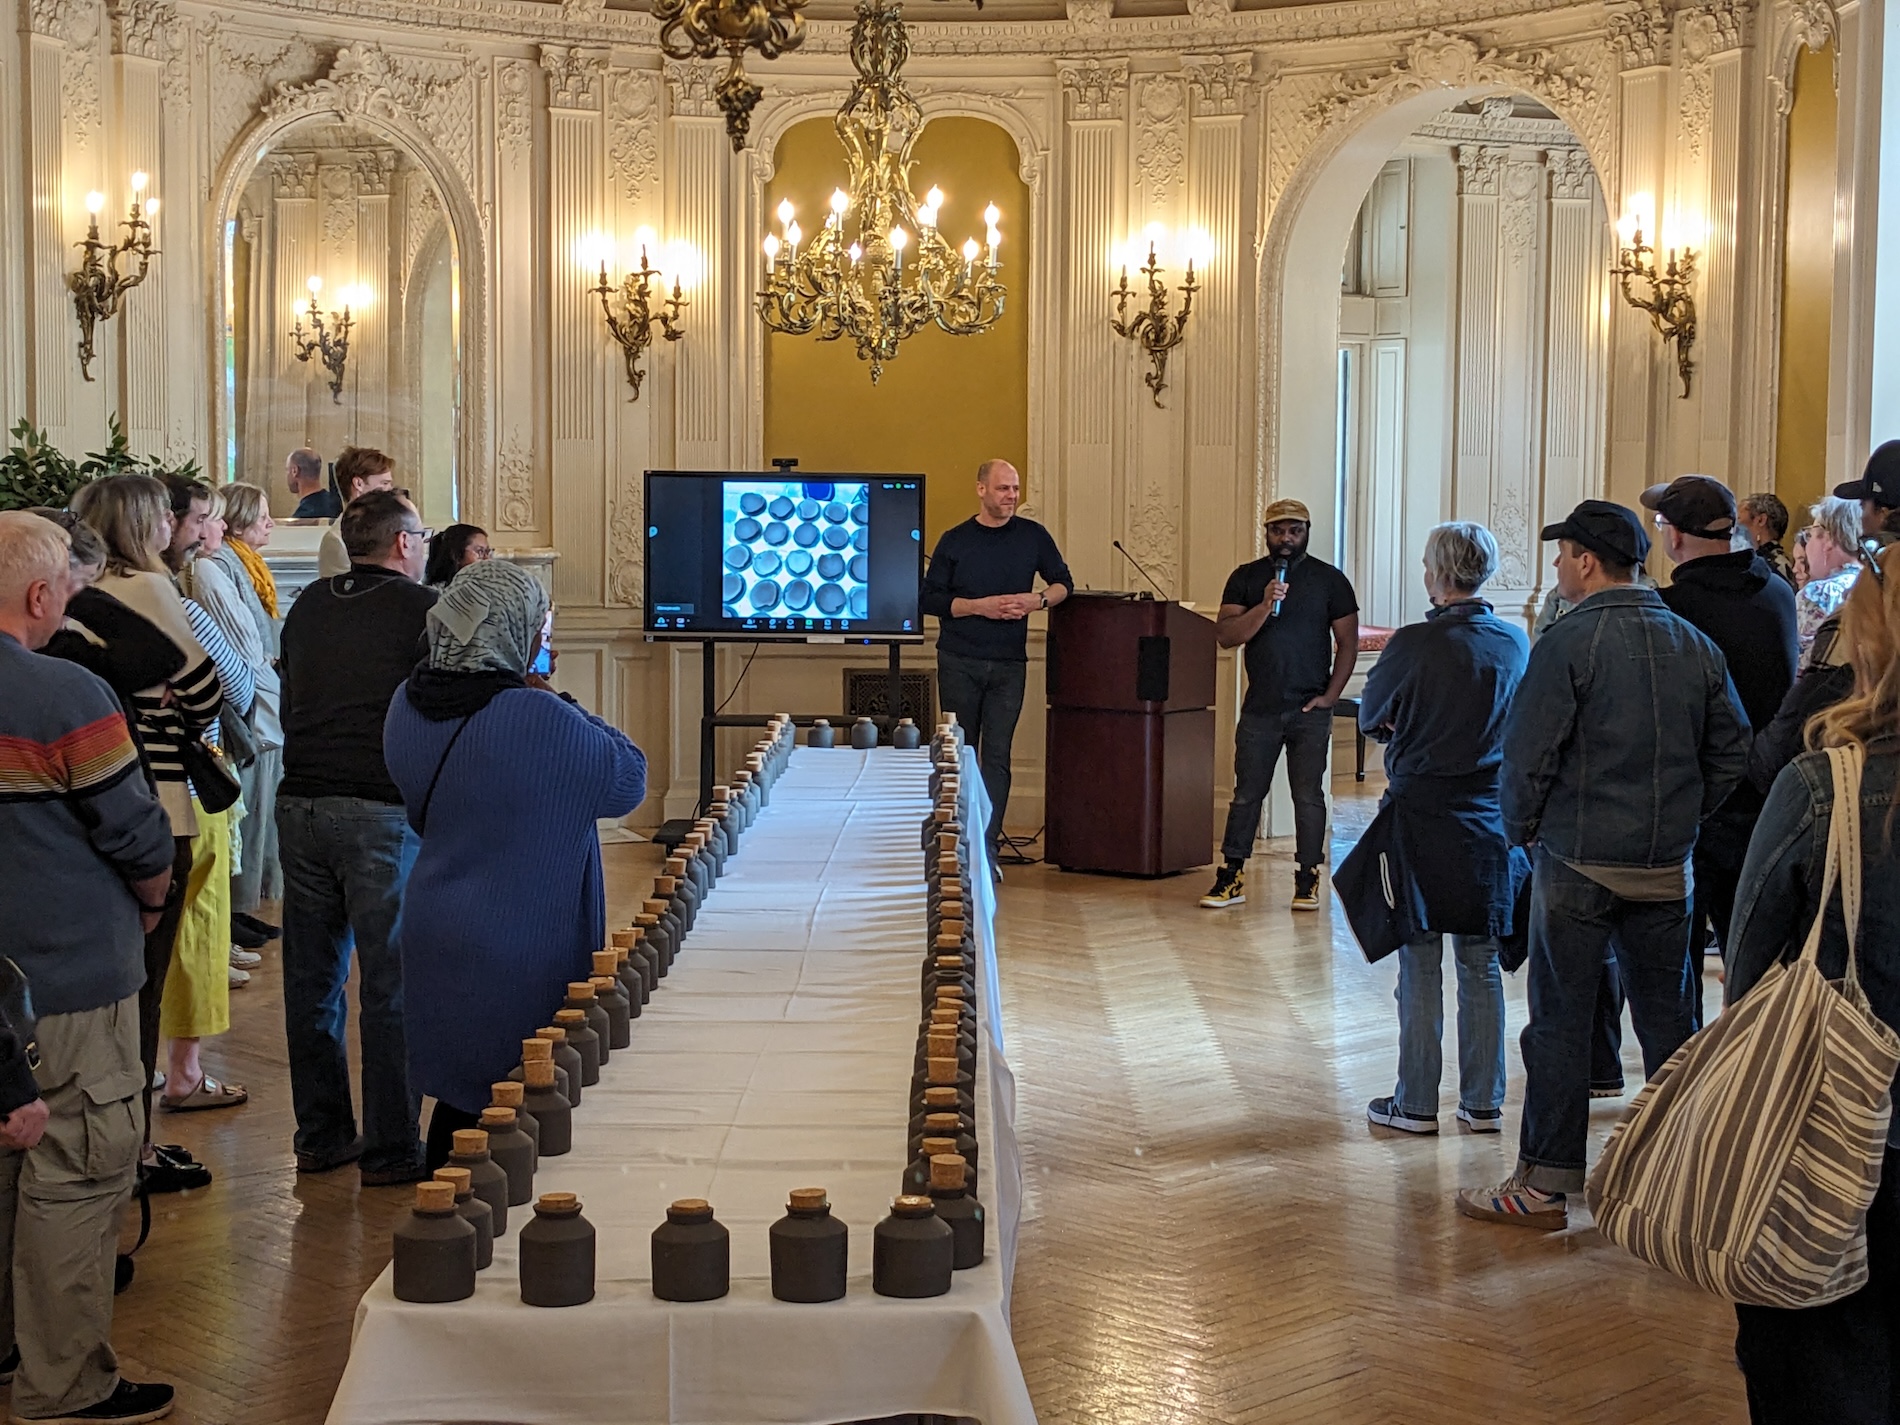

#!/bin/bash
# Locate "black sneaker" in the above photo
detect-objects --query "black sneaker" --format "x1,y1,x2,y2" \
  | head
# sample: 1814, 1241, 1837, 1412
360, 1159, 430, 1188
1, 1343, 18, 1383
229, 919, 269, 950
1291, 866, 1321, 911
232, 912, 281, 943
1199, 864, 1246, 908
27, 1378, 176, 1422
294, 1136, 365, 1175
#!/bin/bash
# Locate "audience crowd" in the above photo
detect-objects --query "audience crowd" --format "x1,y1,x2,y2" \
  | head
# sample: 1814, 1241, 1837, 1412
1, 432, 1897, 1424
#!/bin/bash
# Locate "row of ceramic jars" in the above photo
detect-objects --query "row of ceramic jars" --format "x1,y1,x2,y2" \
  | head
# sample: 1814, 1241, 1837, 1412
804, 716, 926, 749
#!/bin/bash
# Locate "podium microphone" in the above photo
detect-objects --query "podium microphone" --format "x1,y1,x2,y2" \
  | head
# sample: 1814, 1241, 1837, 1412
1112, 541, 1168, 601
1269, 558, 1289, 619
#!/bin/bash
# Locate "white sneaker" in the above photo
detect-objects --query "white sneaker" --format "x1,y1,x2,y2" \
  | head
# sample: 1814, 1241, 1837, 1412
230, 946, 262, 969
229, 965, 251, 989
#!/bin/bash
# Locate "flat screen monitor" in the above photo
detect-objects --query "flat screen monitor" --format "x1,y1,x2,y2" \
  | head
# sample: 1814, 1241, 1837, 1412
644, 471, 925, 640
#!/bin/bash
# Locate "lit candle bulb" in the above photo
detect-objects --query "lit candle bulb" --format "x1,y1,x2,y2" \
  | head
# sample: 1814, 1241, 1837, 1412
983, 203, 1000, 228
763, 233, 781, 261
961, 237, 979, 264
830, 189, 849, 216
917, 202, 937, 229
927, 186, 945, 211
847, 242, 862, 265
144, 198, 159, 218
308, 275, 324, 295
890, 226, 908, 271
130, 171, 148, 195
86, 191, 105, 215
777, 198, 796, 229
785, 220, 802, 249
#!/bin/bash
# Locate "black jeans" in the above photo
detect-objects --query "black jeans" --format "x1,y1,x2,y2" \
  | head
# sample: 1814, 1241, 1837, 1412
937, 651, 1027, 854
1736, 1145, 1900, 1423
1220, 708, 1332, 868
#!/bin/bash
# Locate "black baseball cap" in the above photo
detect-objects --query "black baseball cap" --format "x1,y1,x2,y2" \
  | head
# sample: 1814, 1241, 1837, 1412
1639, 475, 1737, 540
1835, 442, 1900, 508
1541, 500, 1651, 567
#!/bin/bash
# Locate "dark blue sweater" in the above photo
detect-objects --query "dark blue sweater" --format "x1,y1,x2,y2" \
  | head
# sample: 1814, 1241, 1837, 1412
920, 516, 1073, 662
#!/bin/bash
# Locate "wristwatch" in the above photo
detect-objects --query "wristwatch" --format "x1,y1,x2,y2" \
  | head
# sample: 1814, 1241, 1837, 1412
1038, 591, 1049, 611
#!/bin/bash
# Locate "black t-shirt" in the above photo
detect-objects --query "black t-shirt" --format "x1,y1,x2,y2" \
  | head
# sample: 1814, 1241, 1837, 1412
920, 516, 1074, 662
279, 565, 438, 803
1222, 552, 1359, 715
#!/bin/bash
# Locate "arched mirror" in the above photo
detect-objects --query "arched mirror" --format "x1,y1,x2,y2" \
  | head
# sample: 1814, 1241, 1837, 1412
218, 116, 461, 527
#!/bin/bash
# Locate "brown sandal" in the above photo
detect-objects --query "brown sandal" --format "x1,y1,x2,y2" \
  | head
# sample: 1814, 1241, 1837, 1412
160, 1074, 248, 1112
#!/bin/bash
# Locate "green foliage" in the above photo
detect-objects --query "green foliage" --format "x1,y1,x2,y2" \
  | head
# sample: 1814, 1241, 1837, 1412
0, 417, 203, 512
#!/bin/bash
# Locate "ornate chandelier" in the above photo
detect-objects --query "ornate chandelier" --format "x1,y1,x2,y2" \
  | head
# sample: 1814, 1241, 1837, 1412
651, 0, 808, 151
756, 0, 1005, 384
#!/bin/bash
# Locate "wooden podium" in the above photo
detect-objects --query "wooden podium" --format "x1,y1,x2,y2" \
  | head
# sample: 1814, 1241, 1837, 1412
1044, 594, 1218, 876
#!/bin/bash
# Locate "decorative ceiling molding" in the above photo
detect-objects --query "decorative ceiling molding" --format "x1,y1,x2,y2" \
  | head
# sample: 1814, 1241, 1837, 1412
1183, 52, 1251, 117
1056, 58, 1127, 121
1303, 30, 1597, 129
540, 43, 607, 110
1604, 0, 1670, 69
1413, 100, 1589, 150
1769, 0, 1838, 114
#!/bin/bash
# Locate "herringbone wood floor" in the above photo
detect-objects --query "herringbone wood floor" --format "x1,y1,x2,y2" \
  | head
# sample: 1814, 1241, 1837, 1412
17, 777, 1747, 1424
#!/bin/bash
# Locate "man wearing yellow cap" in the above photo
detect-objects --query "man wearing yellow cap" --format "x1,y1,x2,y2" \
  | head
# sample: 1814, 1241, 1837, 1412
1201, 499, 1359, 911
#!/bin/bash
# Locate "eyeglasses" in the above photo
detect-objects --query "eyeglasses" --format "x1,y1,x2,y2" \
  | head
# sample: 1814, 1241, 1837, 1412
402, 525, 433, 543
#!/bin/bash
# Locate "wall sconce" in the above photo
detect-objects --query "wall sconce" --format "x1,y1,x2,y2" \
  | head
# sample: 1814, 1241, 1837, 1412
1611, 204, 1698, 399
290, 275, 364, 404
1110, 228, 1203, 408
67, 172, 159, 382
585, 229, 688, 402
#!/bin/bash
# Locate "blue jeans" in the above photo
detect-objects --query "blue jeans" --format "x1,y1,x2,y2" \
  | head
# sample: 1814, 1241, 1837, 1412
937, 651, 1027, 855
1221, 708, 1332, 868
276, 795, 422, 1174
1518, 846, 1695, 1194
1394, 934, 1505, 1117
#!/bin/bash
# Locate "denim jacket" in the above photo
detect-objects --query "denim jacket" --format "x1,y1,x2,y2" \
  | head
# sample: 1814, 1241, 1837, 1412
1727, 746, 1900, 1141
1500, 585, 1749, 866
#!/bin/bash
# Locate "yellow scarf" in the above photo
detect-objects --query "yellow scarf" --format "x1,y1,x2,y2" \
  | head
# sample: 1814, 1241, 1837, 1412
228, 537, 278, 619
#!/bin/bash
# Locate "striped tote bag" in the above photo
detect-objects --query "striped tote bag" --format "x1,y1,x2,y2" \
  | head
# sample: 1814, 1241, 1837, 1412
1585, 745, 1900, 1308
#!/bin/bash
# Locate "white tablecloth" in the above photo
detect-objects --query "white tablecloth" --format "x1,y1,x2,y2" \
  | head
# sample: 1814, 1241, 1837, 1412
326, 747, 1033, 1425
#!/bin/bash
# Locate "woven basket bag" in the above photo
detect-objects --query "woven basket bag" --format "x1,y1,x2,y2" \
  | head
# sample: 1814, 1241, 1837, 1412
1585, 745, 1900, 1308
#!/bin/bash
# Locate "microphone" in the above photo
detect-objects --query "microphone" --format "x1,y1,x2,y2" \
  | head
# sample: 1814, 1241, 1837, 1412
1269, 559, 1288, 619
1113, 540, 1168, 601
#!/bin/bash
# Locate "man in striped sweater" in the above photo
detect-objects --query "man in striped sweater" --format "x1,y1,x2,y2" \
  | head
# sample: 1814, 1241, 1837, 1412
0, 512, 180, 1424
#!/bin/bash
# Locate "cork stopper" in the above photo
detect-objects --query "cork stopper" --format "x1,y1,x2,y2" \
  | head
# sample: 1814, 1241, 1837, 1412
788, 1187, 829, 1212
924, 1086, 960, 1108
615, 948, 633, 965
566, 981, 597, 1003
521, 1038, 553, 1061
936, 984, 967, 1002
920, 1135, 958, 1158
927, 1057, 960, 1085
927, 1031, 959, 1054
929, 1154, 968, 1191
935, 936, 963, 953
665, 856, 688, 875
930, 1007, 961, 1025
892, 1194, 936, 1218
712, 784, 729, 800
594, 950, 620, 976
656, 876, 678, 895
925, 1112, 965, 1135
589, 976, 617, 996
667, 1198, 714, 1224
415, 1181, 457, 1214
553, 1008, 587, 1029
642, 899, 668, 916
938, 831, 959, 852
610, 929, 636, 950
636, 911, 658, 927
536, 1192, 582, 1217
433, 1166, 473, 1199
451, 1129, 490, 1157
491, 1081, 525, 1108
480, 1107, 517, 1130
524, 1059, 557, 1090
734, 770, 753, 784
932, 808, 950, 825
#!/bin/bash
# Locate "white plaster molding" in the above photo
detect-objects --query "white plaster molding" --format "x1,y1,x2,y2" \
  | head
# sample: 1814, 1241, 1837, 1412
1604, 0, 1671, 69
497, 426, 533, 530
1455, 141, 1508, 196
608, 67, 662, 205
1183, 52, 1252, 117
495, 56, 534, 157
1769, 0, 1839, 114
109, 0, 176, 59
1305, 31, 1599, 129
665, 58, 719, 118
1056, 57, 1127, 121
540, 43, 606, 111
1133, 74, 1188, 212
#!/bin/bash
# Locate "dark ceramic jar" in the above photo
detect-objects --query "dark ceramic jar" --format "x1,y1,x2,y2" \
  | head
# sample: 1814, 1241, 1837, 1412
651, 1199, 730, 1302
851, 717, 879, 750
433, 1166, 493, 1270
519, 1193, 596, 1307
598, 949, 645, 1019
769, 1188, 849, 1303
552, 1010, 601, 1088
589, 974, 633, 1049
534, 1027, 586, 1107
893, 718, 922, 749
902, 1136, 961, 1196
927, 1155, 986, 1270
807, 718, 837, 748
478, 1107, 536, 1207
509, 1039, 571, 1103
520, 1060, 572, 1156
448, 1129, 511, 1235
392, 1182, 477, 1303
909, 1085, 972, 1138
564, 983, 614, 1067
872, 1196, 954, 1298
637, 909, 673, 975
489, 1080, 539, 1163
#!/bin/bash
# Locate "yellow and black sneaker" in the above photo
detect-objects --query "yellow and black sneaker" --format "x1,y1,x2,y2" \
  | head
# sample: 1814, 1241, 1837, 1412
1291, 866, 1321, 912
1199, 863, 1246, 908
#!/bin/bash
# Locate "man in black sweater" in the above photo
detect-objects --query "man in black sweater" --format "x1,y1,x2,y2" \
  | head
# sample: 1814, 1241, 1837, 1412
276, 490, 437, 1186
1641, 475, 1796, 974
919, 460, 1072, 871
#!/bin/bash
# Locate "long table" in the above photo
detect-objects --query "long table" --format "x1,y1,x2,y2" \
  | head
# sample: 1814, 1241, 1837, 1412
326, 747, 1033, 1425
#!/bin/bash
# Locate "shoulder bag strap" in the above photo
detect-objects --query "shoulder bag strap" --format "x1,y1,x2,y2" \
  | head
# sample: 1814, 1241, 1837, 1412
1829, 744, 1868, 994
416, 714, 475, 836
1796, 749, 1848, 969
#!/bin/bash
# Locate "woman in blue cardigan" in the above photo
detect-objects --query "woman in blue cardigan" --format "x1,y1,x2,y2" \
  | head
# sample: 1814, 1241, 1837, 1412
385, 559, 647, 1166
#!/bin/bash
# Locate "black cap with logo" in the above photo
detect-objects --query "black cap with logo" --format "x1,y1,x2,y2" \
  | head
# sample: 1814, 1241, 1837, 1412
1639, 475, 1738, 541
1540, 500, 1651, 568
1835, 442, 1900, 509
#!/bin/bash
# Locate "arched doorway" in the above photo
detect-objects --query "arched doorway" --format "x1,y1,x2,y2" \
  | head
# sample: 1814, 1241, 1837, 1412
1263, 86, 1614, 629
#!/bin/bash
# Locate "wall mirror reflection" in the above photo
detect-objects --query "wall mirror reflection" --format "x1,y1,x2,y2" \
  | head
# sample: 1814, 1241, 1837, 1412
219, 116, 461, 526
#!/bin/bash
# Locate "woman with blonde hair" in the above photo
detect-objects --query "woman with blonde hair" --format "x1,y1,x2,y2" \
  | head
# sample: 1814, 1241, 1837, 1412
69, 475, 231, 1137
1727, 542, 1900, 1420
1796, 496, 1867, 654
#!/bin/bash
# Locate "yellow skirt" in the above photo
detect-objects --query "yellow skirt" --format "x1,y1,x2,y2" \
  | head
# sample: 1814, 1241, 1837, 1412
160, 799, 232, 1041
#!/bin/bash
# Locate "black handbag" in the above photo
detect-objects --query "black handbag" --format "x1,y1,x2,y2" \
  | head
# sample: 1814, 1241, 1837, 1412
217, 702, 260, 770
1332, 799, 1427, 964
179, 736, 242, 815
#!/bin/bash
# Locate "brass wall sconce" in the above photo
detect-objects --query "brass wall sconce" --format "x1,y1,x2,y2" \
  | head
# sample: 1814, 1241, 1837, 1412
67, 173, 159, 382
1611, 211, 1697, 399
588, 233, 688, 401
289, 277, 363, 404
651, 0, 808, 150
1111, 236, 1200, 408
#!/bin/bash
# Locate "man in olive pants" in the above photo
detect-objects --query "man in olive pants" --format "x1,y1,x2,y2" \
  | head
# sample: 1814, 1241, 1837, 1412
0, 512, 179, 1424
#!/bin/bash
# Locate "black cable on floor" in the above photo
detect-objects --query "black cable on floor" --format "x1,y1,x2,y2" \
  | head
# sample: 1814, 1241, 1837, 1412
712, 642, 762, 716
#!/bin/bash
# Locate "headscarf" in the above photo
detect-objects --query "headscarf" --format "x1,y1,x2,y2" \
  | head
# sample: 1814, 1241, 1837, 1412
405, 558, 550, 721
227, 536, 279, 619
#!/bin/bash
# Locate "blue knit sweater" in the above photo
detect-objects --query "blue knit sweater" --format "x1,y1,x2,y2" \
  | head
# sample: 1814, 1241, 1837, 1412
384, 686, 648, 1112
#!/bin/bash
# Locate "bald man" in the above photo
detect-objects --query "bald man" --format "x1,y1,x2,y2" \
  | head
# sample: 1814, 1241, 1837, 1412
919, 459, 1072, 875
287, 448, 339, 520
